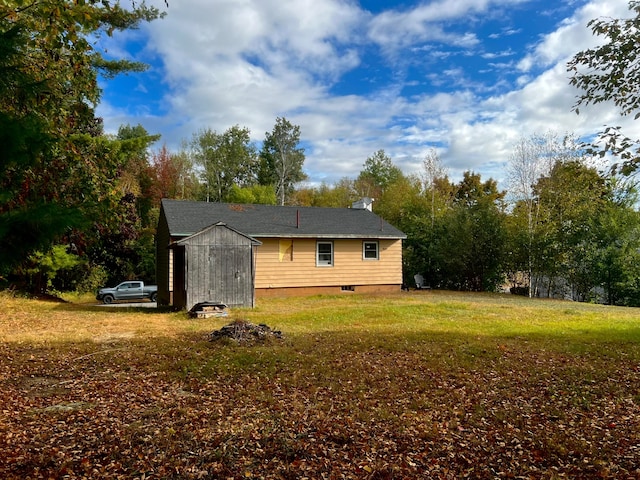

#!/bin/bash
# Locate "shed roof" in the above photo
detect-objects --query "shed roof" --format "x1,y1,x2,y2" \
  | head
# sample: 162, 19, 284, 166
174, 222, 262, 246
161, 199, 406, 240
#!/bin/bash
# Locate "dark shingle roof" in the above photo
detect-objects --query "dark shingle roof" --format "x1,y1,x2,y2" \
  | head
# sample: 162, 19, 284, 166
161, 199, 406, 239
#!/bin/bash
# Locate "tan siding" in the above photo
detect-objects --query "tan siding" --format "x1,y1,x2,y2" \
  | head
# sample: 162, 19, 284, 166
254, 238, 402, 288
256, 284, 400, 297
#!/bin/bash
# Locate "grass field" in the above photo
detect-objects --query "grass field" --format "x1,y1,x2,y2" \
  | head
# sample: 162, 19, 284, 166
1, 290, 639, 479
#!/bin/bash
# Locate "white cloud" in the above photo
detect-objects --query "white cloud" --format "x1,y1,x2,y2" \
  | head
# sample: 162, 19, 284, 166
482, 48, 515, 60
97, 0, 640, 190
139, 0, 364, 141
378, 0, 638, 185
367, 0, 528, 51
518, 0, 633, 72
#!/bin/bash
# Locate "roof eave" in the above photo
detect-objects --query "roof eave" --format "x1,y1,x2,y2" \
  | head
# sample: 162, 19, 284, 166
253, 233, 406, 239
170, 232, 405, 240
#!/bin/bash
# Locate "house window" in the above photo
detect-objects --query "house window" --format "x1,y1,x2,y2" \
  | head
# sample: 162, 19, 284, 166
363, 241, 379, 260
316, 241, 333, 266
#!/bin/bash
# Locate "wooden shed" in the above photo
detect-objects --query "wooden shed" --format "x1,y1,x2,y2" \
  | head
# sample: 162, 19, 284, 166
170, 222, 261, 310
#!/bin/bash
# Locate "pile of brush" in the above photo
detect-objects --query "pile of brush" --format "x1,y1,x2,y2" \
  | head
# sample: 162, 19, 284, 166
207, 320, 283, 345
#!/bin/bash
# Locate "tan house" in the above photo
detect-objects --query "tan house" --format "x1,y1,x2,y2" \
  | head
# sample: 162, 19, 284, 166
156, 198, 406, 309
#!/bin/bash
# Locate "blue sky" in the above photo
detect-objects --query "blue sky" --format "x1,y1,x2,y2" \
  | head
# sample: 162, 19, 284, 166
97, 0, 639, 188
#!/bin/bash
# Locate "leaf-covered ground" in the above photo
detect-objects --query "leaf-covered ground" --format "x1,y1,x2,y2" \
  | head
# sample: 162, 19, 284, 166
1, 293, 640, 479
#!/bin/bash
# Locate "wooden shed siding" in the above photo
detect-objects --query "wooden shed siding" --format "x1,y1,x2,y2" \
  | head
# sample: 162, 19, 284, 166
156, 212, 171, 306
180, 225, 256, 309
254, 238, 402, 288
185, 245, 252, 306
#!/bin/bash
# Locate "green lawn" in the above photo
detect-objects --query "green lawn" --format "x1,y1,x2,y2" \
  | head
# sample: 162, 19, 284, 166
1, 291, 639, 478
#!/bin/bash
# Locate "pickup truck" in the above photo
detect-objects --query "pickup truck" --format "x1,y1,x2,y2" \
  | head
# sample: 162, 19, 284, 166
96, 281, 158, 304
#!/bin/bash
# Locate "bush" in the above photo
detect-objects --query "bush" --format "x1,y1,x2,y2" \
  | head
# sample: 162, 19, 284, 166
76, 265, 109, 294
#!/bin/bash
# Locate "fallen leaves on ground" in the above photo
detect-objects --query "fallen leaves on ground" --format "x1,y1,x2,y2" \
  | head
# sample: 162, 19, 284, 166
1, 334, 639, 478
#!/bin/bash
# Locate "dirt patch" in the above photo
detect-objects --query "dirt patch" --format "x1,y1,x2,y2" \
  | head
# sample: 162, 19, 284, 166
40, 401, 94, 413
18, 376, 72, 398
93, 332, 136, 343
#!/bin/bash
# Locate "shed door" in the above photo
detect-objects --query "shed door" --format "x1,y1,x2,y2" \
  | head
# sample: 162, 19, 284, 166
208, 244, 253, 307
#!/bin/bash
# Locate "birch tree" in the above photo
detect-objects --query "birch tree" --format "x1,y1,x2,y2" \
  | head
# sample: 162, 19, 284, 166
259, 117, 306, 206
422, 149, 448, 228
507, 132, 581, 296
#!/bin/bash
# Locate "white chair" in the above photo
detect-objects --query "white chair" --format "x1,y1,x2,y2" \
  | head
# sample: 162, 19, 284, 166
414, 274, 430, 290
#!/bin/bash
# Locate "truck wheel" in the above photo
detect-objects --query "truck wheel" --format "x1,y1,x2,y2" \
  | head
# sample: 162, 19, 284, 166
150, 292, 157, 302
103, 294, 114, 304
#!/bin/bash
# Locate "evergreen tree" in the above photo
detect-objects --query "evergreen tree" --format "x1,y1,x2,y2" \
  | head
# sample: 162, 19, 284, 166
0, 0, 163, 277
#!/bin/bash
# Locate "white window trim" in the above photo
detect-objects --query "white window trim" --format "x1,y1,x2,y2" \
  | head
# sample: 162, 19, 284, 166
363, 241, 379, 260
316, 241, 334, 267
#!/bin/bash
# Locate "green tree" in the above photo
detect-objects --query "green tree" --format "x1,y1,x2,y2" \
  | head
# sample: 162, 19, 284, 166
116, 124, 161, 227
374, 174, 431, 287
16, 244, 82, 294
590, 183, 640, 305
503, 201, 531, 295
386, 170, 455, 289
193, 125, 258, 203
289, 178, 357, 208
94, 124, 161, 285
568, 1, 640, 174
259, 117, 307, 206
440, 172, 507, 291
531, 160, 610, 300
0, 0, 163, 277
227, 184, 277, 205
356, 149, 403, 200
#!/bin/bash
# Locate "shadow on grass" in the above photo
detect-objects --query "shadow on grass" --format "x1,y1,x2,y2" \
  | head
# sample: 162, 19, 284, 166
53, 300, 179, 315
